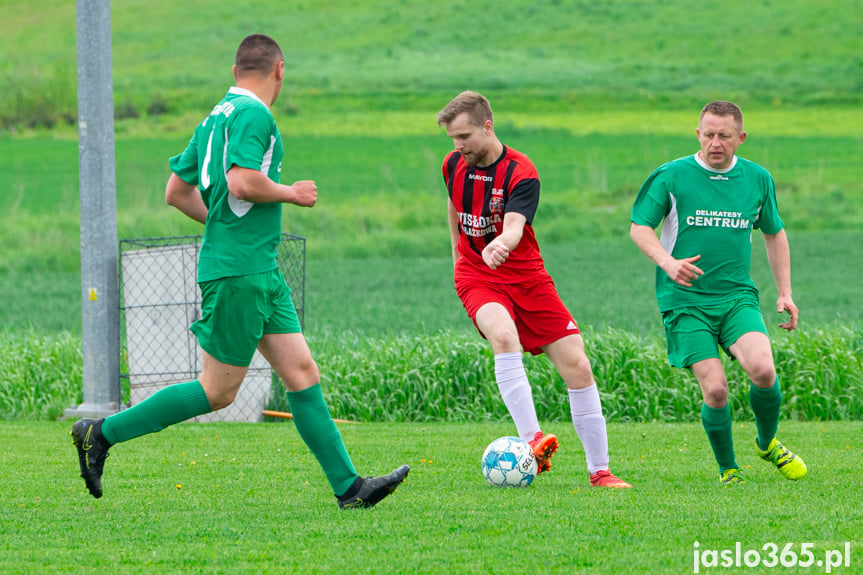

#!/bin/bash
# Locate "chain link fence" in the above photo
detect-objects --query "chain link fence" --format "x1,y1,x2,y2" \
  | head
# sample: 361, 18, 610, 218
119, 234, 305, 422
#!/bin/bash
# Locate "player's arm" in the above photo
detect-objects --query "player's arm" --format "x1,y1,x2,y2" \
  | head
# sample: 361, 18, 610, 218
629, 222, 703, 287
226, 166, 317, 207
762, 228, 798, 331
165, 172, 207, 224
447, 200, 460, 266
482, 212, 526, 270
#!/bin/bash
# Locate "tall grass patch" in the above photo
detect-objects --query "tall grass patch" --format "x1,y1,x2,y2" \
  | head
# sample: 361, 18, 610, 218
0, 331, 82, 420
2, 325, 860, 422
281, 326, 862, 423
775, 325, 863, 420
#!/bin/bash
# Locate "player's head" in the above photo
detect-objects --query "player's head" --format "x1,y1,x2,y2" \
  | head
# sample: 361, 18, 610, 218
700, 101, 744, 132
437, 91, 494, 129
437, 91, 497, 167
233, 34, 285, 105
697, 100, 747, 170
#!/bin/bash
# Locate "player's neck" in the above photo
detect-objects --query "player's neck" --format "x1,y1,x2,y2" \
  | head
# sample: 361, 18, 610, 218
235, 80, 274, 109
478, 140, 504, 169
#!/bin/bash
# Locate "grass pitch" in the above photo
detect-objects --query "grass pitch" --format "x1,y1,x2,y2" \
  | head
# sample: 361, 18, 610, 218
2, 420, 860, 574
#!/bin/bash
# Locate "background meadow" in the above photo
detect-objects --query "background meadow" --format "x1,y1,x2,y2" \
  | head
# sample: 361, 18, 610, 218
1, 1, 861, 573
1, 0, 861, 420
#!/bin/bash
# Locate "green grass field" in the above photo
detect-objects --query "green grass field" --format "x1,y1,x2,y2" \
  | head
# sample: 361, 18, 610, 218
1, 0, 862, 573
2, 420, 860, 574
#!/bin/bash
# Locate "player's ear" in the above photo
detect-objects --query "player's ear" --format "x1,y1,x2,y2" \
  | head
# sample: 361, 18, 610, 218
738, 130, 747, 144
275, 61, 285, 82
232, 64, 239, 83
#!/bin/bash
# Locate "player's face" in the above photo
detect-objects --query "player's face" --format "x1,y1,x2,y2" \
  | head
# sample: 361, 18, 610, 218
697, 112, 746, 170
445, 112, 492, 167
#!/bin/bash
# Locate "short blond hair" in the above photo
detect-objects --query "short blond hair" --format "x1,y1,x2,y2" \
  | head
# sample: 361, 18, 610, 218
700, 101, 744, 131
436, 91, 493, 127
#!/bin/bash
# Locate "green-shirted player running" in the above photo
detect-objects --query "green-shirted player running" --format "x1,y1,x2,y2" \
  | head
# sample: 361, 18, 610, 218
71, 34, 409, 508
630, 101, 807, 485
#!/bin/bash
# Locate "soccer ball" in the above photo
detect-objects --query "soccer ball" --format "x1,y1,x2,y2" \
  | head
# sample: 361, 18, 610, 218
481, 436, 537, 488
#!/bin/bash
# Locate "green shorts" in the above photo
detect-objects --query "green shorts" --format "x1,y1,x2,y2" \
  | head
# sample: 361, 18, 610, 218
190, 269, 301, 367
662, 297, 767, 369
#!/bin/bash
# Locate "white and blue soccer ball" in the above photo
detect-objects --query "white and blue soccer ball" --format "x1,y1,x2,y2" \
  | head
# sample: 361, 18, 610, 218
481, 436, 537, 488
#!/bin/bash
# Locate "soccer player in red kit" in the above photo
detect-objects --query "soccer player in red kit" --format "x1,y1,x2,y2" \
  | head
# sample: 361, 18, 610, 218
437, 91, 630, 488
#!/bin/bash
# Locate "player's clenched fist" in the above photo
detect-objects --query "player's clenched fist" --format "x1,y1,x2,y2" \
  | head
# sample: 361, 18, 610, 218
290, 180, 317, 207
482, 242, 509, 270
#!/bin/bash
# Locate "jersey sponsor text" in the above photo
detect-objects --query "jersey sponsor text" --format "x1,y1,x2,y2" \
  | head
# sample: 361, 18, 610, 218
686, 208, 750, 229
458, 211, 501, 236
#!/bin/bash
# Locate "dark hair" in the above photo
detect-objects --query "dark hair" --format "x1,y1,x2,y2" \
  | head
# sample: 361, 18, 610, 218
235, 34, 284, 77
700, 101, 744, 130
437, 91, 493, 127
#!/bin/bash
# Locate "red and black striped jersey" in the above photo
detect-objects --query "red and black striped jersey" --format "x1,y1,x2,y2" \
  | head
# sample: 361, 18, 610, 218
443, 145, 547, 284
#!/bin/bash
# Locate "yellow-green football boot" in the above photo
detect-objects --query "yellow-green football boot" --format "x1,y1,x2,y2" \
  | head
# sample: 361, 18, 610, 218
757, 438, 807, 480
719, 468, 746, 486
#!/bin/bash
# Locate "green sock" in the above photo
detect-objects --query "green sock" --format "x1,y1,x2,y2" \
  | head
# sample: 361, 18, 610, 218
750, 378, 782, 451
701, 403, 738, 473
286, 383, 359, 497
101, 380, 212, 445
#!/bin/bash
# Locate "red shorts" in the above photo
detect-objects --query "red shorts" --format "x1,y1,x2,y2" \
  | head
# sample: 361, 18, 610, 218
455, 274, 580, 355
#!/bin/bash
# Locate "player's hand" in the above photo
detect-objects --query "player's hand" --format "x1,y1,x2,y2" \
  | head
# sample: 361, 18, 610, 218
289, 180, 317, 207
662, 254, 704, 287
482, 242, 509, 270
777, 295, 798, 331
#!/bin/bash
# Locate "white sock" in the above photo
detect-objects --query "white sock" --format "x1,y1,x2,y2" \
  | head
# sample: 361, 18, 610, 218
495, 352, 540, 442
569, 383, 610, 475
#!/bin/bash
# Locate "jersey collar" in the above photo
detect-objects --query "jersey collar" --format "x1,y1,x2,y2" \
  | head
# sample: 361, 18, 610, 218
228, 86, 267, 107
693, 152, 737, 173
476, 144, 507, 171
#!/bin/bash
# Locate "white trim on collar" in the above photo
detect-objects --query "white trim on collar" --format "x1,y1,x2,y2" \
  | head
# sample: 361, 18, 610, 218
228, 86, 267, 107
694, 152, 737, 173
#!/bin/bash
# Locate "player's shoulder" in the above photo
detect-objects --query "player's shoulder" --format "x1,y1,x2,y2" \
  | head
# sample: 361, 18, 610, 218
504, 145, 534, 165
503, 146, 538, 175
442, 149, 462, 173
225, 88, 274, 123
664, 153, 700, 172
645, 154, 696, 182
734, 156, 773, 179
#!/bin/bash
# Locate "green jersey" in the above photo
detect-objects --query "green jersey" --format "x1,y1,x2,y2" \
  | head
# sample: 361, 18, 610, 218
631, 153, 784, 312
170, 87, 284, 282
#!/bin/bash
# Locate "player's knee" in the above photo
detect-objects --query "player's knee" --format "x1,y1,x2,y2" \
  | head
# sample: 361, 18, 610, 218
747, 360, 776, 387
574, 351, 592, 374
488, 328, 520, 352
280, 359, 320, 391
566, 352, 593, 382
303, 359, 321, 384
702, 382, 729, 406
206, 388, 239, 411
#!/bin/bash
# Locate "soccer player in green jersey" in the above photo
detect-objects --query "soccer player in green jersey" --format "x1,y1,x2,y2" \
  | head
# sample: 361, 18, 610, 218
71, 34, 408, 508
630, 101, 807, 485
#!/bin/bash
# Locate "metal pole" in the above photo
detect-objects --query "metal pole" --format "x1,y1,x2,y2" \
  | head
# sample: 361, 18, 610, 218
65, 0, 120, 419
